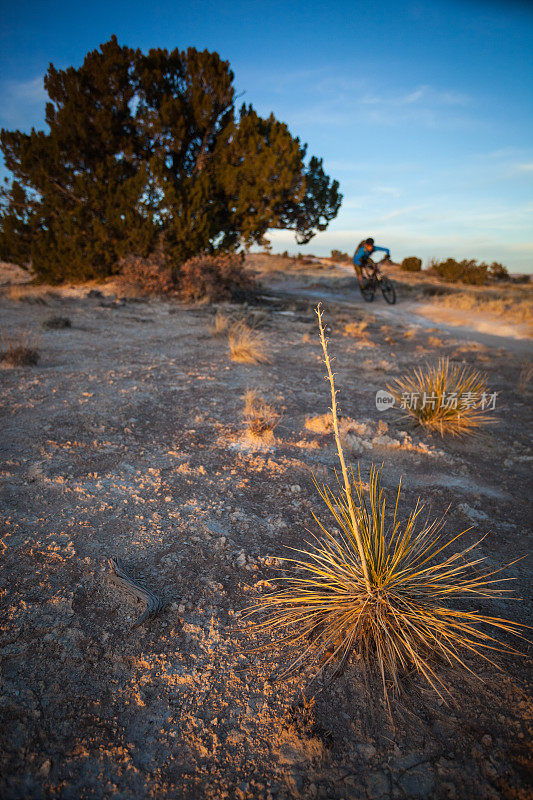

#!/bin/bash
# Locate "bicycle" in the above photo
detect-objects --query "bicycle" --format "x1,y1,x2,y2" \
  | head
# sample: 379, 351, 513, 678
358, 257, 396, 304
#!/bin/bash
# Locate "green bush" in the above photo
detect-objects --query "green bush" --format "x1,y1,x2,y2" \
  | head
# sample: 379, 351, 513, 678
431, 258, 488, 285
400, 256, 422, 272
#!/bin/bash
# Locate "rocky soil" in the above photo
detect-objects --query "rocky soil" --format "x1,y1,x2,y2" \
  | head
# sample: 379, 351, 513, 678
1, 261, 532, 799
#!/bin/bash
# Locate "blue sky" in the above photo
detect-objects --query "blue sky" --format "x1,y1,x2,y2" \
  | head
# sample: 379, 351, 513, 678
1, 0, 532, 271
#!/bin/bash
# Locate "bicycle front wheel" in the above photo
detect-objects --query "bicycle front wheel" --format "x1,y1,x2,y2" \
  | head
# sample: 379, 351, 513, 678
381, 277, 396, 304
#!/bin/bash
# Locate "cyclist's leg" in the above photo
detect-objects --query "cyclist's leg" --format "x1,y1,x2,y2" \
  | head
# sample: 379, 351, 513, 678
361, 260, 374, 286
353, 262, 365, 289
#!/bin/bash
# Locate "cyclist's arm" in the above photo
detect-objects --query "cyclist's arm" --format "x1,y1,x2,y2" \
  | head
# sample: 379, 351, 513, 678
373, 246, 390, 256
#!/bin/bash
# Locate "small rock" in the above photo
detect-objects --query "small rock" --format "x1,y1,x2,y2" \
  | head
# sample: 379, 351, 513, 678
399, 764, 435, 798
481, 734, 492, 747
39, 759, 51, 776
365, 771, 389, 798
355, 743, 377, 759
458, 503, 489, 524
278, 743, 303, 765
226, 729, 245, 746
285, 769, 303, 792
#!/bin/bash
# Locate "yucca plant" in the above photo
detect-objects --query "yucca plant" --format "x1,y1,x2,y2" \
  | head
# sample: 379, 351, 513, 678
252, 305, 524, 706
388, 357, 494, 436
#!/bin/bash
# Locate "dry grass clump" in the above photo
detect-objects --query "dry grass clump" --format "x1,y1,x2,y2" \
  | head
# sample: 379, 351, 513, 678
210, 310, 231, 337
433, 291, 533, 326
1, 332, 40, 366
344, 320, 368, 337
517, 362, 533, 395
305, 413, 333, 434
243, 390, 279, 436
388, 357, 494, 437
228, 321, 271, 364
253, 304, 524, 707
4, 284, 32, 301
42, 315, 71, 330
3, 285, 59, 303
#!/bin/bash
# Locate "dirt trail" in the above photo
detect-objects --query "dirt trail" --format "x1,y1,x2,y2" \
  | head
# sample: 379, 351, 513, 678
266, 269, 532, 356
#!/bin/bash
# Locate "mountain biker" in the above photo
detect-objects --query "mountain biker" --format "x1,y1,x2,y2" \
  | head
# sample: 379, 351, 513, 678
353, 238, 390, 289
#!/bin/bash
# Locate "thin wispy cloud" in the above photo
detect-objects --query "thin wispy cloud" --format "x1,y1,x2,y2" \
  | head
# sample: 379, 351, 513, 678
361, 84, 470, 108
374, 204, 428, 223
372, 185, 402, 198
515, 162, 533, 173
277, 77, 476, 131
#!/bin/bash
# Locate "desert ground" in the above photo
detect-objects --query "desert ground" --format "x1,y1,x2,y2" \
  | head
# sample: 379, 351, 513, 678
0, 255, 532, 800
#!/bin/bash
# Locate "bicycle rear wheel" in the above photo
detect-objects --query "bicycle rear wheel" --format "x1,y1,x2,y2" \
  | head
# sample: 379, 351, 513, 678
381, 277, 396, 304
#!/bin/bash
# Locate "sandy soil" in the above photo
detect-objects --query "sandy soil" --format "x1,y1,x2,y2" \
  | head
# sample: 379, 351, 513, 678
1, 258, 532, 800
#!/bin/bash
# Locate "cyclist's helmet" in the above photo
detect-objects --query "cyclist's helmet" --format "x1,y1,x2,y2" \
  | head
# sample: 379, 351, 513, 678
365, 238, 375, 246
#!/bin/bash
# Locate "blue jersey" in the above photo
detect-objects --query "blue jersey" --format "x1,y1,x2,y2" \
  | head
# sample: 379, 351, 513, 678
353, 244, 390, 266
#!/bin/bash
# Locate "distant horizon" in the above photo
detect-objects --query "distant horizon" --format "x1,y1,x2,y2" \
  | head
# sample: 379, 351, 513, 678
1, 0, 532, 272
256, 230, 533, 274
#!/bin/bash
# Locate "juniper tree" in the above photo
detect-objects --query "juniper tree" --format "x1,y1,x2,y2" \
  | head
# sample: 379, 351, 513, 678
1, 36, 342, 283
1, 36, 155, 281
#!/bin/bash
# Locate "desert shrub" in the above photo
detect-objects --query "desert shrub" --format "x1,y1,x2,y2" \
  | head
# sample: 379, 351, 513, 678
253, 305, 523, 706
176, 254, 255, 303
488, 262, 510, 281
430, 258, 487, 285
388, 357, 493, 436
331, 249, 352, 262
243, 390, 279, 436
228, 321, 271, 364
1, 333, 39, 366
401, 256, 422, 272
42, 316, 71, 329
119, 251, 174, 294
461, 262, 489, 285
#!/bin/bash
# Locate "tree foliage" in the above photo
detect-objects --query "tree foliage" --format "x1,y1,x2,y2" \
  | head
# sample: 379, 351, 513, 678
1, 37, 341, 282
